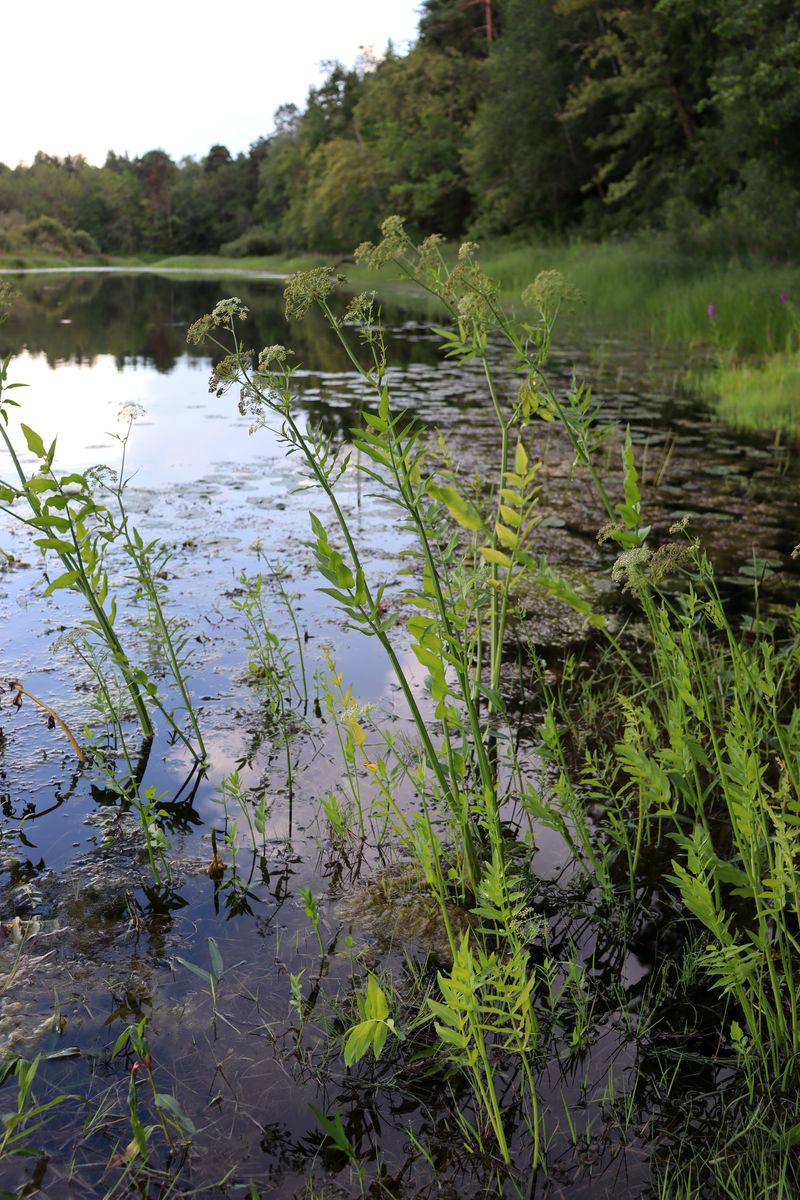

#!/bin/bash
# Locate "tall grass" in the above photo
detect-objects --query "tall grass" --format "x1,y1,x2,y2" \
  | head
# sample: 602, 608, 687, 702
484, 237, 800, 358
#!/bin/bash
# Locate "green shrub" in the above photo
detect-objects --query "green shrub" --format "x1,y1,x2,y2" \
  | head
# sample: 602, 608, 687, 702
219, 226, 283, 257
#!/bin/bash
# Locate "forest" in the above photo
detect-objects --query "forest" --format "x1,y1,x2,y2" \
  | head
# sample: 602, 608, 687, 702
1, 0, 798, 261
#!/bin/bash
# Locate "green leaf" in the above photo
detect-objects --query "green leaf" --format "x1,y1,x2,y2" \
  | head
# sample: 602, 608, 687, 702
208, 938, 224, 982
44, 570, 81, 595
426, 482, 483, 532
494, 522, 518, 549
499, 505, 522, 528
434, 1023, 467, 1049
427, 998, 459, 1027
365, 975, 388, 1021
33, 537, 75, 555
309, 1105, 353, 1158
343, 1020, 376, 1067
480, 546, 513, 568
29, 513, 70, 532
372, 1021, 388, 1059
20, 424, 46, 458
175, 956, 213, 985
153, 1092, 197, 1137
615, 427, 642, 532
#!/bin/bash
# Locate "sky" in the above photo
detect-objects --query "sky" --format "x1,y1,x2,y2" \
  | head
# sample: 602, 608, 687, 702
2, 0, 422, 168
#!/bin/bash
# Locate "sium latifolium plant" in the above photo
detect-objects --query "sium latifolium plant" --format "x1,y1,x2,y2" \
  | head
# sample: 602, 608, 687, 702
185, 240, 614, 1167
188, 222, 800, 1178
0, 358, 206, 766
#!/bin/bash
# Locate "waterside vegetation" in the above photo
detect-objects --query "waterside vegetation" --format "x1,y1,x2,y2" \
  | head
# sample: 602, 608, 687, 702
1, 221, 798, 1195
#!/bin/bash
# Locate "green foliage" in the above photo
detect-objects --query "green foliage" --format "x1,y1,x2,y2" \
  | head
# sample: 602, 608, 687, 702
185, 225, 800, 1193
1, 2, 797, 256
342, 974, 401, 1066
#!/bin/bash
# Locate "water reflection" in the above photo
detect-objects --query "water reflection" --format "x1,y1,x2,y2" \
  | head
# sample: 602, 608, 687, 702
0, 268, 439, 375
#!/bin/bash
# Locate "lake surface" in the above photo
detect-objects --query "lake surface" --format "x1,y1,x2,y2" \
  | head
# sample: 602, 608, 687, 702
0, 270, 798, 1197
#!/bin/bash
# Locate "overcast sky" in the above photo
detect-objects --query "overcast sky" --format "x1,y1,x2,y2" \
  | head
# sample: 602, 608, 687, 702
2, 0, 422, 168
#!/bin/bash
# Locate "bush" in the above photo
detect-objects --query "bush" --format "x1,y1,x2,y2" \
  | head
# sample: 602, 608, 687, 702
219, 226, 283, 257
19, 215, 75, 252
17, 216, 100, 257
71, 229, 100, 256
664, 165, 800, 262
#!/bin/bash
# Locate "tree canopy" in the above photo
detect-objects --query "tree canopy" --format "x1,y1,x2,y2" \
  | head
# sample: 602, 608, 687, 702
1, 0, 796, 258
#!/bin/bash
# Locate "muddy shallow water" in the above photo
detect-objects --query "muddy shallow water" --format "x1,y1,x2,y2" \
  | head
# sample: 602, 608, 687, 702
0, 270, 798, 1197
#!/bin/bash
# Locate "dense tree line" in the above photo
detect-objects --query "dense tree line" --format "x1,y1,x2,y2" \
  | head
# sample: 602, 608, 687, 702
2, 0, 797, 259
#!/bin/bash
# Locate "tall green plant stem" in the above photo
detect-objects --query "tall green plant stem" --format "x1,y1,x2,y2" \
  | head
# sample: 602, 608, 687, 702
233, 347, 462, 833
0, 421, 154, 738
480, 355, 511, 694
112, 425, 206, 761
320, 303, 499, 805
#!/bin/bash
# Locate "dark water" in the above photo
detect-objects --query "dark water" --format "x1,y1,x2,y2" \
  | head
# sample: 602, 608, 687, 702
0, 270, 797, 1198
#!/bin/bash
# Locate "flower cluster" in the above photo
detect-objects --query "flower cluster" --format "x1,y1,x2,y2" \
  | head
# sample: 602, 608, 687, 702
187, 297, 249, 345
648, 538, 698, 584
283, 267, 342, 320
354, 215, 410, 270
522, 271, 583, 320
257, 344, 293, 373
441, 261, 499, 326
343, 292, 377, 328
611, 545, 651, 596
417, 233, 445, 270
208, 353, 243, 398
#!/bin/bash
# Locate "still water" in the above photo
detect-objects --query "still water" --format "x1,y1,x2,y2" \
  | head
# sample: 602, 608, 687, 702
0, 269, 797, 1197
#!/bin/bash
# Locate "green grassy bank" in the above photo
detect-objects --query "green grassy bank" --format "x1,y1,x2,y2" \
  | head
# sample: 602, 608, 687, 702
3, 237, 798, 434
145, 242, 800, 359
151, 241, 800, 437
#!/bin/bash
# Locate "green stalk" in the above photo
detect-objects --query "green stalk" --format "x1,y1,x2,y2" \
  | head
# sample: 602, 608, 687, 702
480, 354, 510, 694
113, 429, 206, 760
0, 421, 154, 738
